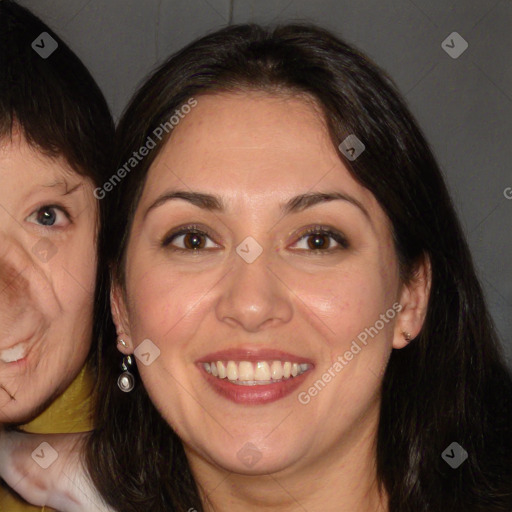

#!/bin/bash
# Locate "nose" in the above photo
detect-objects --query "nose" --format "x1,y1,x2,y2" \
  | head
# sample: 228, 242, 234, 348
0, 235, 52, 344
0, 247, 32, 343
0, 243, 30, 314
214, 245, 293, 332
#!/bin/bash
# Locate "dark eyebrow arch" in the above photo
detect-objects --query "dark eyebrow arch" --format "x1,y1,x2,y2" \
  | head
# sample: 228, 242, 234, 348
143, 190, 370, 221
281, 191, 370, 220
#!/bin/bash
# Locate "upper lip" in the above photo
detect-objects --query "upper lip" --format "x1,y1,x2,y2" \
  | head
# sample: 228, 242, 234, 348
0, 333, 34, 352
0, 325, 43, 360
196, 347, 314, 365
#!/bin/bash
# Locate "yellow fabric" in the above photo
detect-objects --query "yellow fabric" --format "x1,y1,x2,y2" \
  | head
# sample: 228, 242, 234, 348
0, 362, 95, 511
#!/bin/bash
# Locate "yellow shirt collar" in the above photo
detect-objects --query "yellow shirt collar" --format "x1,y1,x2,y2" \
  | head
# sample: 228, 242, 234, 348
19, 362, 95, 434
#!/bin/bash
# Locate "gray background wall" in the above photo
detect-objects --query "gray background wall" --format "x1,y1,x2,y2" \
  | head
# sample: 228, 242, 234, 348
19, 0, 512, 364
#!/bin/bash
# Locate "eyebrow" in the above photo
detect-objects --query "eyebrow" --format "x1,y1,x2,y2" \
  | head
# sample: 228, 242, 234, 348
144, 189, 371, 222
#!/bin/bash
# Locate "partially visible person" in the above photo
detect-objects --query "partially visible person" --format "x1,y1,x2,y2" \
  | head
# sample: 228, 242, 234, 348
86, 23, 511, 512
0, 1, 114, 510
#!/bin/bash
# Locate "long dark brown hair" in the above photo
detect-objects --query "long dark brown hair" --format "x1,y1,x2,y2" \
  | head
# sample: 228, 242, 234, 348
86, 23, 512, 512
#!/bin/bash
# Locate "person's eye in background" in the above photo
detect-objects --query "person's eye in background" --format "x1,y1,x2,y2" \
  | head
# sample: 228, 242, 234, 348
26, 204, 72, 229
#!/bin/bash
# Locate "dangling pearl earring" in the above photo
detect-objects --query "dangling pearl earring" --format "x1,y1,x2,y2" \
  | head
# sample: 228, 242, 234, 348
117, 354, 135, 392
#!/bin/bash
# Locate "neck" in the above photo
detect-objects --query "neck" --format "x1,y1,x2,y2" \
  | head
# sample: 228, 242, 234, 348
187, 399, 388, 512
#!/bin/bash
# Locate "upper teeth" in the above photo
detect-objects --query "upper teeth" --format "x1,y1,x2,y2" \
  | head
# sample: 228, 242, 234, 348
0, 342, 28, 363
203, 360, 310, 383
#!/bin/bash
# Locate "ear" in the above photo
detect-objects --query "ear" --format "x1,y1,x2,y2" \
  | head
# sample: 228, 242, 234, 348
393, 254, 432, 349
110, 279, 133, 355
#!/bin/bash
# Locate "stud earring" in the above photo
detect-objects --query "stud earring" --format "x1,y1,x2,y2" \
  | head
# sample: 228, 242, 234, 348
402, 331, 412, 342
117, 354, 135, 392
117, 338, 128, 349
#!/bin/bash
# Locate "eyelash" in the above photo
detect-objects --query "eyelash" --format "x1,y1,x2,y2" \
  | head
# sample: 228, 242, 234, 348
161, 223, 349, 254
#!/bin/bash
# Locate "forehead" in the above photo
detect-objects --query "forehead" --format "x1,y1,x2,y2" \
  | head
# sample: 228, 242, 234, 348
0, 130, 80, 185
143, 91, 382, 221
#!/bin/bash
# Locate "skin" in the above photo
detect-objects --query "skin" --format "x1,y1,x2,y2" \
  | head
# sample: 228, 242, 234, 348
112, 91, 431, 512
0, 129, 97, 424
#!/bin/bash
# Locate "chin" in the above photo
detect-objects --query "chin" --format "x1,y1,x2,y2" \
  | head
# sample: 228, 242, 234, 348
2, 387, 60, 426
203, 442, 302, 476
0, 402, 41, 426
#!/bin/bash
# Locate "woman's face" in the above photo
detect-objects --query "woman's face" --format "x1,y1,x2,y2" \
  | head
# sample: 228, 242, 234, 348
114, 91, 427, 476
0, 130, 97, 423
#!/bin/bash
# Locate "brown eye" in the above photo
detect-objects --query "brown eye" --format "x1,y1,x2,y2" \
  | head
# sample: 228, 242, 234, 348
181, 232, 207, 250
306, 233, 330, 250
162, 225, 219, 252
291, 226, 349, 253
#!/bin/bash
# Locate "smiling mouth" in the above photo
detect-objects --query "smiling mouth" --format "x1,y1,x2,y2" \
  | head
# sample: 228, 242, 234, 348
203, 360, 312, 385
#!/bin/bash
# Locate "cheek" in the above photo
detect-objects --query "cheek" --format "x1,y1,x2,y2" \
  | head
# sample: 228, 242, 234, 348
43, 249, 97, 359
40, 319, 91, 375
49, 229, 98, 304
126, 264, 214, 345
293, 263, 395, 346
46, 265, 96, 352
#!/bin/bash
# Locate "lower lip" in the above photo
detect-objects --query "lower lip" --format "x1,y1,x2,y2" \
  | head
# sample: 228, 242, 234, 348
7, 356, 28, 367
0, 353, 29, 370
199, 365, 311, 405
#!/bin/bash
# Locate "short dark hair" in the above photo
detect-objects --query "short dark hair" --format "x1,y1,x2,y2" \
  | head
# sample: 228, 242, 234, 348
87, 23, 512, 512
0, 0, 114, 184
0, 0, 114, 368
